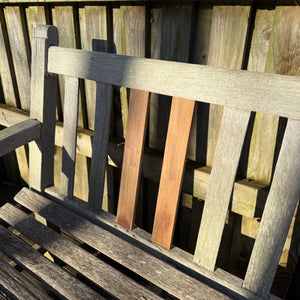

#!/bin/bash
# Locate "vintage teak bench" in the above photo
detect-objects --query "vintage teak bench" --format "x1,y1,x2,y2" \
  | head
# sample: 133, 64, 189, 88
0, 25, 299, 299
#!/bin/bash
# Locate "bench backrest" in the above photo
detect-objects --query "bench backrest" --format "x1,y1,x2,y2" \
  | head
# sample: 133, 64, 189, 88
29, 25, 300, 298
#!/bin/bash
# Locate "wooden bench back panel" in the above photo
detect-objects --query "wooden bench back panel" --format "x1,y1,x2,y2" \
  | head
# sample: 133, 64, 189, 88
116, 89, 150, 229
30, 26, 300, 299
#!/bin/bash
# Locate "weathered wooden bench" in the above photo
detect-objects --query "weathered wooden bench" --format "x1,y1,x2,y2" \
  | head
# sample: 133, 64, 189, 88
0, 24, 299, 299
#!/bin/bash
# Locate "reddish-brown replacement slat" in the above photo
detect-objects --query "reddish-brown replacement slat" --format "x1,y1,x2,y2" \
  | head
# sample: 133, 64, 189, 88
152, 97, 195, 249
117, 89, 150, 229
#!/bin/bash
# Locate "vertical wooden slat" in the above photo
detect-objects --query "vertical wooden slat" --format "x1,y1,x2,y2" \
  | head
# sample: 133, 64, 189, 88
193, 107, 251, 271
206, 6, 251, 167
52, 5, 89, 201
29, 25, 58, 192
151, 97, 195, 250
116, 89, 150, 229
4, 6, 30, 111
243, 119, 300, 298
88, 83, 113, 212
61, 76, 79, 197
26, 6, 47, 44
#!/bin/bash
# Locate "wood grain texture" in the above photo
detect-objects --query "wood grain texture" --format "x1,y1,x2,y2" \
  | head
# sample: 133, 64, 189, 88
88, 83, 113, 211
206, 6, 250, 166
113, 5, 146, 138
0, 203, 161, 300
16, 188, 231, 300
243, 119, 300, 297
0, 225, 103, 299
152, 97, 195, 249
0, 119, 40, 158
52, 5, 89, 201
193, 107, 250, 271
4, 6, 30, 111
61, 76, 79, 197
29, 25, 58, 192
79, 5, 107, 130
116, 89, 150, 229
0, 256, 51, 300
48, 47, 300, 120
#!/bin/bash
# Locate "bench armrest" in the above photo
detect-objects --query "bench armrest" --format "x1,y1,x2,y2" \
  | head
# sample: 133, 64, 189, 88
0, 119, 41, 158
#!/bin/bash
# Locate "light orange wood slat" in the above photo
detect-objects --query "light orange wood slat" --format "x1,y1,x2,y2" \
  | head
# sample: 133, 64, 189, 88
116, 89, 150, 229
152, 97, 195, 249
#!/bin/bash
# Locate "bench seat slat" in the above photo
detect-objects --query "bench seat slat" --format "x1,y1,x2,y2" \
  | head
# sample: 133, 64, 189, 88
61, 76, 79, 197
0, 225, 103, 299
193, 107, 251, 271
243, 119, 300, 297
117, 89, 150, 229
48, 46, 300, 120
0, 256, 51, 300
0, 203, 160, 300
15, 188, 232, 300
152, 97, 195, 249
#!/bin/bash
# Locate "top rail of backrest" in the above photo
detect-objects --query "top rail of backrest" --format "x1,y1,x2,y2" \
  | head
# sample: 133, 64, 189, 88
47, 46, 300, 120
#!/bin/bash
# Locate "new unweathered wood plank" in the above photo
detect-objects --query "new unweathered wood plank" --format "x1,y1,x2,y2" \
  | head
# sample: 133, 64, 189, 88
29, 25, 58, 192
116, 89, 150, 229
4, 6, 30, 111
206, 6, 251, 166
15, 188, 231, 300
193, 107, 250, 271
61, 76, 79, 197
48, 47, 300, 120
88, 83, 113, 211
0, 203, 161, 300
0, 256, 51, 300
0, 225, 103, 299
152, 97, 195, 249
243, 119, 300, 298
0, 119, 40, 158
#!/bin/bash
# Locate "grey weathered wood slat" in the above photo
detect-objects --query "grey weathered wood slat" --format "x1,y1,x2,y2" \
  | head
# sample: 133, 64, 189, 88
61, 76, 79, 197
88, 83, 113, 211
0, 225, 104, 299
0, 256, 51, 300
0, 119, 40, 158
47, 47, 300, 120
15, 188, 232, 300
29, 25, 58, 192
193, 107, 251, 271
243, 119, 300, 297
0, 203, 161, 300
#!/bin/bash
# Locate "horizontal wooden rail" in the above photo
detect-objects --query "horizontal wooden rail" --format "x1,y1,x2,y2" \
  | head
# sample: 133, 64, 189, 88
48, 47, 300, 120
0, 104, 267, 218
0, 119, 41, 158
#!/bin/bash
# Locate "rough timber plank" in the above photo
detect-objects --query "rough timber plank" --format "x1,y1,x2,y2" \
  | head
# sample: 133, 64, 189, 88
15, 188, 231, 300
52, 5, 89, 201
206, 6, 250, 166
26, 6, 47, 44
4, 6, 31, 111
61, 76, 79, 197
116, 89, 150, 229
0, 225, 103, 299
152, 97, 195, 249
0, 119, 40, 158
193, 107, 250, 271
0, 256, 51, 300
48, 47, 300, 120
88, 83, 113, 211
243, 119, 300, 298
0, 203, 161, 300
